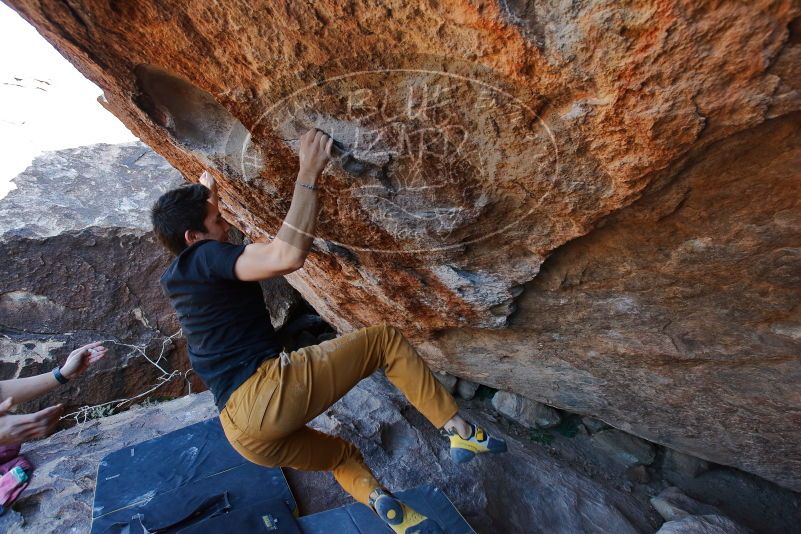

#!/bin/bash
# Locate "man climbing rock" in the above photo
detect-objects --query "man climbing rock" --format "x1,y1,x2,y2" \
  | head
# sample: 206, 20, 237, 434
151, 129, 506, 533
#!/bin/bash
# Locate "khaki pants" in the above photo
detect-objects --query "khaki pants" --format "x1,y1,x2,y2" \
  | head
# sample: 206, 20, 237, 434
218, 323, 459, 506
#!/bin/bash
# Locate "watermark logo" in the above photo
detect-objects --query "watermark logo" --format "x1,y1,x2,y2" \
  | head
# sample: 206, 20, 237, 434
240, 61, 558, 254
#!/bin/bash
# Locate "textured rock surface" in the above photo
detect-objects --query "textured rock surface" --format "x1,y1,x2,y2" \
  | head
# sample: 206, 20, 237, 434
0, 142, 173, 239
260, 277, 304, 331
6, 0, 801, 489
593, 429, 657, 467
655, 514, 752, 534
663, 449, 710, 480
651, 487, 725, 522
582, 416, 611, 434
656, 466, 801, 534
492, 389, 561, 429
0, 143, 199, 421
1, 379, 661, 534
455, 377, 480, 400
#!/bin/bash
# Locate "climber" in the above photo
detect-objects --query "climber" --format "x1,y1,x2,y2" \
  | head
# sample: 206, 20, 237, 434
150, 129, 506, 534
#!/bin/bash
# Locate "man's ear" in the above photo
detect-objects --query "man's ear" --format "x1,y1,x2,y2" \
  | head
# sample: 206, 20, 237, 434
184, 229, 196, 247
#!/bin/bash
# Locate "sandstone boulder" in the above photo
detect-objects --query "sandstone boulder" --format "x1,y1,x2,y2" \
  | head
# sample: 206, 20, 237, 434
7, 0, 801, 490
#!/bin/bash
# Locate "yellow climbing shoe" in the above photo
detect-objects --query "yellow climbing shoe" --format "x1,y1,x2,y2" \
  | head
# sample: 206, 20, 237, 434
448, 423, 508, 463
369, 490, 443, 534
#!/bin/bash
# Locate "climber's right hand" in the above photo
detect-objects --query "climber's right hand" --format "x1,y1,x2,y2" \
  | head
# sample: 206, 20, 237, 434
0, 397, 63, 444
298, 128, 333, 182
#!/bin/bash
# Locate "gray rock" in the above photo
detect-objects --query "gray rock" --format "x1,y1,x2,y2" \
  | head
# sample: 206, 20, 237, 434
582, 416, 611, 434
0, 509, 24, 533
663, 448, 710, 479
592, 429, 657, 467
650, 487, 724, 522
434, 371, 458, 394
0, 142, 182, 239
456, 378, 480, 400
261, 276, 303, 331
667, 465, 801, 534
491, 390, 561, 429
656, 515, 752, 534
0, 143, 201, 416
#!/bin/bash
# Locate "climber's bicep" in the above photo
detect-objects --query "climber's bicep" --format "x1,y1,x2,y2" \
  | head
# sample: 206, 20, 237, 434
234, 242, 303, 282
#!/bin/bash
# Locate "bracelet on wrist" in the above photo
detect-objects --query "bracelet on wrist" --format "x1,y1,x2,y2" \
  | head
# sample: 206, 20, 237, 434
52, 367, 69, 385
297, 182, 318, 191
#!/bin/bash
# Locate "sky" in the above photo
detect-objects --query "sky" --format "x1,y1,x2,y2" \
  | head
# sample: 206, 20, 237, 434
0, 3, 136, 199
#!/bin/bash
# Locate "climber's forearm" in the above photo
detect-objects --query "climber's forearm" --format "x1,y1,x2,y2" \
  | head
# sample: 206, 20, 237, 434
0, 373, 60, 405
275, 172, 320, 261
233, 172, 321, 281
233, 129, 331, 282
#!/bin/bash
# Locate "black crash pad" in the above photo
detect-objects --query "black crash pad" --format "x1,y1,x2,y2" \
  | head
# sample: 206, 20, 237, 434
90, 418, 297, 533
90, 417, 474, 533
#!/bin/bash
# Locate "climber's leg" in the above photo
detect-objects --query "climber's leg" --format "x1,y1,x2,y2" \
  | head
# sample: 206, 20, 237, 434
281, 323, 506, 465
219, 416, 443, 533
275, 322, 459, 429
219, 416, 381, 506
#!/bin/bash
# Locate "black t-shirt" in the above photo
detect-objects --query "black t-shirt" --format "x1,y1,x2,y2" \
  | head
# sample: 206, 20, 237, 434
160, 240, 282, 410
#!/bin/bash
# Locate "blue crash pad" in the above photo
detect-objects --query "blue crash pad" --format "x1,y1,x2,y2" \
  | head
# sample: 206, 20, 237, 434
90, 418, 297, 533
297, 485, 476, 534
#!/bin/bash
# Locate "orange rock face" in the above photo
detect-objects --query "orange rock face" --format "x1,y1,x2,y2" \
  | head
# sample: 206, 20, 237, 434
7, 1, 801, 489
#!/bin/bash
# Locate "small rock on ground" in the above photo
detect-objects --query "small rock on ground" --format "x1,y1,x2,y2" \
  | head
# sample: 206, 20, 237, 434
592, 429, 656, 467
456, 378, 480, 400
492, 390, 561, 429
656, 514, 752, 534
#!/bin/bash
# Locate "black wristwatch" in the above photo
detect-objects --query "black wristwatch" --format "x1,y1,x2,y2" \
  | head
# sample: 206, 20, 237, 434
52, 367, 69, 385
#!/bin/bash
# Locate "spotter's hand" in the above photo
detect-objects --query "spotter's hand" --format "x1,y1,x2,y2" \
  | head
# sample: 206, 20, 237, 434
0, 398, 63, 444
61, 341, 108, 380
